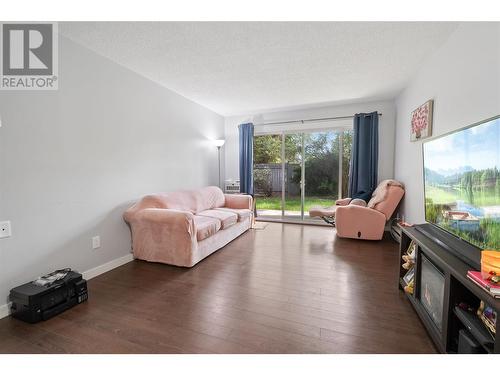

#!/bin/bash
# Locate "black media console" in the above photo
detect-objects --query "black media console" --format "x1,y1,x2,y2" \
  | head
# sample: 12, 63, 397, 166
398, 224, 499, 354
414, 223, 481, 270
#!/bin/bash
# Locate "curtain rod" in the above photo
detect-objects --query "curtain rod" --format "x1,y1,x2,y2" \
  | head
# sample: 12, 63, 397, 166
256, 113, 382, 126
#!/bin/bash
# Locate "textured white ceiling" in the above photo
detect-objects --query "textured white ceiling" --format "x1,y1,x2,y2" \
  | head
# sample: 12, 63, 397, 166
60, 22, 458, 116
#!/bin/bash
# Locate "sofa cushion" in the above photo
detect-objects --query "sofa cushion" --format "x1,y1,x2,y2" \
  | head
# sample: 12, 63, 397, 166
215, 207, 252, 222
198, 186, 225, 212
147, 186, 225, 214
197, 209, 238, 229
193, 215, 221, 241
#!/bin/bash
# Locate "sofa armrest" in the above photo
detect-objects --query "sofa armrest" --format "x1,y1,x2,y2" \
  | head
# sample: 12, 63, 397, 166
224, 194, 253, 210
335, 197, 352, 206
135, 208, 194, 224
335, 205, 386, 240
125, 208, 197, 265
126, 208, 196, 241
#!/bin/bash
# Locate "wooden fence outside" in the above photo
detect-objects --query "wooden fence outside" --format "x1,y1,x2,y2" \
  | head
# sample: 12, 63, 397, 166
254, 163, 300, 196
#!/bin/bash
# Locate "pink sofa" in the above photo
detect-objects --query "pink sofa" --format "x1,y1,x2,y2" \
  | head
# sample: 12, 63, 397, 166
124, 186, 253, 267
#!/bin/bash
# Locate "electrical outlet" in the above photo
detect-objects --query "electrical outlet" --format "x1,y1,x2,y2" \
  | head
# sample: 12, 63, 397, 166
0, 221, 11, 239
92, 236, 101, 249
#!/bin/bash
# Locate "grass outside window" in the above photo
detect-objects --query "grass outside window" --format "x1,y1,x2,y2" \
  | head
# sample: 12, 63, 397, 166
255, 196, 335, 212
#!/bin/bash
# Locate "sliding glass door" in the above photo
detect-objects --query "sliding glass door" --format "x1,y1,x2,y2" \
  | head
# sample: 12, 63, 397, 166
303, 131, 340, 219
253, 134, 283, 219
254, 127, 352, 222
284, 133, 303, 219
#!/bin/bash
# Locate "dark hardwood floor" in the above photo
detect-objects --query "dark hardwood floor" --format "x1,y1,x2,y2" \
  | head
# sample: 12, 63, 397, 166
0, 223, 437, 354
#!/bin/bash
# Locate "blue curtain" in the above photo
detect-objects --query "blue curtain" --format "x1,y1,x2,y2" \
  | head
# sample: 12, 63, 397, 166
239, 123, 254, 195
348, 112, 379, 200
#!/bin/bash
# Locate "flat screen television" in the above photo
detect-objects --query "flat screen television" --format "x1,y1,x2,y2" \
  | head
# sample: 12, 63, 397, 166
423, 115, 499, 251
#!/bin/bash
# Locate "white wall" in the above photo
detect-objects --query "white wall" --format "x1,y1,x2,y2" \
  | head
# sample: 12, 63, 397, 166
0, 36, 224, 307
224, 100, 397, 186
394, 23, 500, 224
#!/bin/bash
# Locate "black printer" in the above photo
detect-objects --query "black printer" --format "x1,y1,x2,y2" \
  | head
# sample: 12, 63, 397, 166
9, 269, 88, 323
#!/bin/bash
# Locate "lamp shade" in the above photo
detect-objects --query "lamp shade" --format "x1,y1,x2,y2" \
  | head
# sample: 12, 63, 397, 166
214, 139, 225, 147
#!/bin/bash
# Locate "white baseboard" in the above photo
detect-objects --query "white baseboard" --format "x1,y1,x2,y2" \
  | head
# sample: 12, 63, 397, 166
82, 253, 134, 280
0, 302, 12, 319
0, 253, 134, 320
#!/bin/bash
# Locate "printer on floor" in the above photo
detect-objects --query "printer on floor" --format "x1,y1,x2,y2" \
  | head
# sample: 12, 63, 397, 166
9, 269, 88, 323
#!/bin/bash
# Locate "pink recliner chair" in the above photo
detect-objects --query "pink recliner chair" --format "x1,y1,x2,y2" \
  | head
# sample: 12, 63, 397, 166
309, 180, 404, 240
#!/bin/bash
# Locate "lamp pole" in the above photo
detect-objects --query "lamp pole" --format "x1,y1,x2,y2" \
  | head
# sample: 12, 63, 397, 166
217, 145, 222, 188
214, 139, 225, 189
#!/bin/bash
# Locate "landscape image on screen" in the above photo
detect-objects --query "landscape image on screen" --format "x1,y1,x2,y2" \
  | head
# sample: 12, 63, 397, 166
423, 117, 499, 250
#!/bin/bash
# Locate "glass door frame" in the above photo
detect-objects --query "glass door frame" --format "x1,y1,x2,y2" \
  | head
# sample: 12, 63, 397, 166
255, 125, 351, 223
280, 132, 306, 220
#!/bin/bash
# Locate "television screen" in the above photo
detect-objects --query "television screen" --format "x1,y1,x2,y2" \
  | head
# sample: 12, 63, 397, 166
423, 116, 500, 250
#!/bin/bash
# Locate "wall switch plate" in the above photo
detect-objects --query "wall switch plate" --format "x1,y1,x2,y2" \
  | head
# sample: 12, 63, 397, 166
0, 221, 12, 239
92, 236, 101, 249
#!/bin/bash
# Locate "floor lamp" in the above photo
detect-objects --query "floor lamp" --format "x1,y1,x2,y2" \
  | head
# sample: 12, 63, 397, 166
214, 139, 225, 189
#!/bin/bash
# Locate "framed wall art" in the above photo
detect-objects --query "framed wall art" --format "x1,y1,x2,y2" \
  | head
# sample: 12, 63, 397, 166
411, 99, 434, 141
